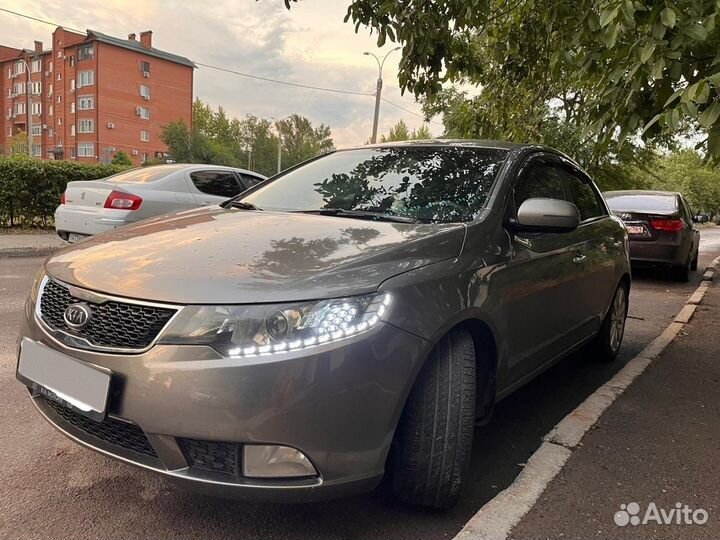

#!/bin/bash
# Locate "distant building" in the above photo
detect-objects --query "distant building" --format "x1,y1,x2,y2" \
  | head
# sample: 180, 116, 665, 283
0, 27, 194, 165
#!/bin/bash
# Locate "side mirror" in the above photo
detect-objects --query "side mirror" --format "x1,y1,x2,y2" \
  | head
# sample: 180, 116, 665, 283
514, 198, 580, 233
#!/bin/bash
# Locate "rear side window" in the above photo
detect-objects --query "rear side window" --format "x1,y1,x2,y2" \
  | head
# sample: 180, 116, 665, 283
190, 171, 243, 198
240, 173, 264, 188
514, 162, 565, 207
559, 169, 606, 221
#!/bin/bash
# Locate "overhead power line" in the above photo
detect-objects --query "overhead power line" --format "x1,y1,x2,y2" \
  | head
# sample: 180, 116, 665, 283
1, 7, 440, 126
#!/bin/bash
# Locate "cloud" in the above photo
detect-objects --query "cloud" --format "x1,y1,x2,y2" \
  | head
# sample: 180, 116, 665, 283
0, 0, 441, 146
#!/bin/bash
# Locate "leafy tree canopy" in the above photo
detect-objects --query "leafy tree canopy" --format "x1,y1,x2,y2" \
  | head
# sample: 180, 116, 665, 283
161, 99, 335, 176
379, 119, 434, 142
281, 0, 720, 158
111, 151, 133, 166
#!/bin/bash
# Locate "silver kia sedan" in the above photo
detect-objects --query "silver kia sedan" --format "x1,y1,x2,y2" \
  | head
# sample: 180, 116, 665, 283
55, 164, 266, 242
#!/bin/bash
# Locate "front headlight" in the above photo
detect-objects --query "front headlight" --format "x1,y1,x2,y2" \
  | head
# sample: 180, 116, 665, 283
158, 292, 391, 358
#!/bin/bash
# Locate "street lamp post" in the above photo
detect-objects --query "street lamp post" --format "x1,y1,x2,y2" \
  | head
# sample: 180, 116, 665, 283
363, 47, 400, 144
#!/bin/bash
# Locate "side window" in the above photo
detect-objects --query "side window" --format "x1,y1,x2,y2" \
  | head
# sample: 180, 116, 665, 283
559, 168, 606, 221
190, 171, 242, 198
240, 173, 263, 188
513, 161, 565, 210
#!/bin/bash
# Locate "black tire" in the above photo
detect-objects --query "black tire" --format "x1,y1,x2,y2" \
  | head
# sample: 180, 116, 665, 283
672, 257, 691, 282
593, 281, 629, 362
392, 328, 476, 508
690, 251, 699, 271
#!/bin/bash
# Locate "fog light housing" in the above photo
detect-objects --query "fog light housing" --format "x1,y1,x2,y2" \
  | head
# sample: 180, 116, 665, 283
242, 445, 317, 478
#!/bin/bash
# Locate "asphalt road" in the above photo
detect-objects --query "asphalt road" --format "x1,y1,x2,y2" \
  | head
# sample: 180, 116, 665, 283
1, 227, 719, 540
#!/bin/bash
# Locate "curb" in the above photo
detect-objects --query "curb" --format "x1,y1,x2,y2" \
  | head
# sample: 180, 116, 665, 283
454, 256, 720, 540
0, 246, 63, 258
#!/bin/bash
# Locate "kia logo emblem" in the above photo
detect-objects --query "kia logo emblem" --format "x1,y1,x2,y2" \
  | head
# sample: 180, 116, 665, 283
63, 303, 92, 330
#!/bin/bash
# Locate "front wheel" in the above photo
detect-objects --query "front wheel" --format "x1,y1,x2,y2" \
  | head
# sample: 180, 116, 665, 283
593, 282, 628, 362
392, 328, 476, 508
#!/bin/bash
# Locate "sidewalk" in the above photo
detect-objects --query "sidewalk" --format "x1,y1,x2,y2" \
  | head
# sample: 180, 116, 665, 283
510, 282, 720, 539
0, 232, 66, 257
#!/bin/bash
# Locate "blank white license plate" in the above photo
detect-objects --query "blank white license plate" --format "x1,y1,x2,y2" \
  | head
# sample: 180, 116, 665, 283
626, 225, 646, 235
17, 338, 111, 421
67, 233, 88, 243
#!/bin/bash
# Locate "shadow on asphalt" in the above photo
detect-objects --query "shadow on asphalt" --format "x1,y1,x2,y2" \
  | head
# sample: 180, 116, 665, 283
154, 267, 699, 540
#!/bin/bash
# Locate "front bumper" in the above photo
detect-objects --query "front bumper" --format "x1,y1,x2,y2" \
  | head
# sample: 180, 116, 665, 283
17, 297, 430, 502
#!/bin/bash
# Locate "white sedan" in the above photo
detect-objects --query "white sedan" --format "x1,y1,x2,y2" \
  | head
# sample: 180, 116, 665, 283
55, 164, 266, 242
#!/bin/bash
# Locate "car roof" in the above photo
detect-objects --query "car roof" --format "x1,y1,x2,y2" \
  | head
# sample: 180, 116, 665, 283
356, 139, 528, 151
604, 190, 680, 197
140, 164, 265, 177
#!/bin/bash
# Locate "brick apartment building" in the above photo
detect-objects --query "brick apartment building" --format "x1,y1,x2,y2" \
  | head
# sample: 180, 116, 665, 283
0, 27, 194, 165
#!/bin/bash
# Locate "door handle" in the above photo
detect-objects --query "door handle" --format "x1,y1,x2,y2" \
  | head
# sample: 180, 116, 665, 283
573, 254, 587, 263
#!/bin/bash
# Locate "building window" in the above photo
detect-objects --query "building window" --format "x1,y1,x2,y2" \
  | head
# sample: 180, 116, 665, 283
49, 61, 53, 72
31, 59, 42, 73
14, 61, 26, 74
78, 70, 94, 87
140, 61, 150, 74
57, 95, 62, 103
57, 72, 62, 81
78, 44, 94, 61
78, 119, 95, 133
31, 124, 42, 136
14, 102, 26, 115
142, 152, 149, 163
31, 81, 41, 95
57, 117, 62, 125
70, 148, 76, 158
71, 125, 76, 136
140, 130, 150, 142
32, 143, 42, 156
69, 55, 75, 67
137, 106, 150, 119
139, 84, 150, 99
48, 128, 53, 137
57, 50, 62, 58
70, 102, 75, 114
78, 96, 94, 110
48, 83, 53, 96
70, 79, 75, 92
78, 143, 95, 157
48, 105, 53, 116
31, 102, 42, 115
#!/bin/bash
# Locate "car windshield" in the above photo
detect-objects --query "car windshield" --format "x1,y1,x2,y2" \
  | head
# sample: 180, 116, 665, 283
104, 165, 187, 183
605, 194, 677, 212
240, 146, 509, 223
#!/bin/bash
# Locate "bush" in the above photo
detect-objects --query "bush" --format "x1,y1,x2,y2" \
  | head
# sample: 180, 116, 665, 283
0, 156, 130, 228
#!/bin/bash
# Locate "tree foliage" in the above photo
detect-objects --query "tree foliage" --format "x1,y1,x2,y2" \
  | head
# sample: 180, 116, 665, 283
111, 151, 133, 166
161, 99, 335, 176
378, 119, 434, 142
318, 0, 720, 158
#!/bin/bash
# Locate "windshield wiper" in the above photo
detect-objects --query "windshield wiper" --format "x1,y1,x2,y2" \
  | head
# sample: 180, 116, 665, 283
295, 208, 418, 223
225, 200, 263, 211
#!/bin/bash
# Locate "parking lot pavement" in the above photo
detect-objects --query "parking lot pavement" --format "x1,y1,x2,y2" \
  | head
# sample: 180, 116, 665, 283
510, 274, 720, 540
1, 226, 719, 540
0, 231, 66, 257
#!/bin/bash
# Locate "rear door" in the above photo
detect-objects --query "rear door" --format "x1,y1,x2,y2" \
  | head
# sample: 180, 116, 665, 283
187, 170, 246, 205
501, 153, 589, 382
558, 164, 619, 331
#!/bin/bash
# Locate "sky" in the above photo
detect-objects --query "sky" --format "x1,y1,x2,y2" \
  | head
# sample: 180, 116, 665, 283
0, 0, 444, 147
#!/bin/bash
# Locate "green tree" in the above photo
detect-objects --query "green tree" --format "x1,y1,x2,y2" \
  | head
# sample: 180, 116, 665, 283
282, 0, 720, 158
111, 151, 133, 166
276, 114, 335, 169
379, 120, 433, 142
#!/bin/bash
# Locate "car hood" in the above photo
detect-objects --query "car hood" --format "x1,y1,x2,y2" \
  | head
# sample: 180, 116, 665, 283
45, 207, 466, 304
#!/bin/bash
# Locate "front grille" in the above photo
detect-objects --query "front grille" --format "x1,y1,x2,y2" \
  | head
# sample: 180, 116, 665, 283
43, 397, 157, 458
179, 438, 239, 477
39, 278, 177, 350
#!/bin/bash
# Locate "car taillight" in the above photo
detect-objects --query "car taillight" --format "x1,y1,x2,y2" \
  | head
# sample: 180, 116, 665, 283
650, 218, 684, 232
104, 190, 142, 210
60, 191, 66, 205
